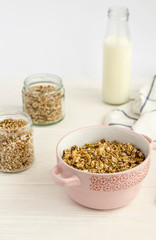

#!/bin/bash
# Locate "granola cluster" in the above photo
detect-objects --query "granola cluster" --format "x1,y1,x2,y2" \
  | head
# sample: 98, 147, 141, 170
62, 139, 145, 173
23, 85, 64, 124
0, 119, 34, 172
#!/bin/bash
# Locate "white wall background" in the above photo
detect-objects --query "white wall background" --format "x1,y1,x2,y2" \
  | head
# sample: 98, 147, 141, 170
0, 0, 155, 84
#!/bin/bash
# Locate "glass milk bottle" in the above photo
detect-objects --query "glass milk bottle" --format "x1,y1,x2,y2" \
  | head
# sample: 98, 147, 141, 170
102, 6, 131, 105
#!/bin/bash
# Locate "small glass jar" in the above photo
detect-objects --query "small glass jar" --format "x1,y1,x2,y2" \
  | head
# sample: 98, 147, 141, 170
0, 112, 34, 172
22, 73, 65, 125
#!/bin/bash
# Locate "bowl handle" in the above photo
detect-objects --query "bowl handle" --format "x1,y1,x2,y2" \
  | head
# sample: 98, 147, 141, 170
141, 134, 154, 149
50, 165, 81, 187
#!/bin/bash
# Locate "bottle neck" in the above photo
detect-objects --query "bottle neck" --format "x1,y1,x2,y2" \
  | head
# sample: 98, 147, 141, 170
105, 6, 130, 39
108, 6, 129, 21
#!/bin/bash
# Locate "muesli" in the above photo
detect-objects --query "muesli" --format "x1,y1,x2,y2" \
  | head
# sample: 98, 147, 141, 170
0, 119, 34, 172
23, 85, 63, 124
62, 139, 145, 173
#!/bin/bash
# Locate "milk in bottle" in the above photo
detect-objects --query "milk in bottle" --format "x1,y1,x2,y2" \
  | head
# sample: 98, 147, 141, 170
102, 6, 131, 105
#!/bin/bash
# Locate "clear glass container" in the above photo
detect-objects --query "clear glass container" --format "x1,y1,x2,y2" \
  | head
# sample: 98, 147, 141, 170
102, 6, 132, 105
22, 73, 65, 125
0, 112, 34, 172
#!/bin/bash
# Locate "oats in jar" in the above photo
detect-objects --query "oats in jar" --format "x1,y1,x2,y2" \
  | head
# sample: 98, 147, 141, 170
62, 139, 145, 173
0, 117, 34, 172
22, 74, 65, 125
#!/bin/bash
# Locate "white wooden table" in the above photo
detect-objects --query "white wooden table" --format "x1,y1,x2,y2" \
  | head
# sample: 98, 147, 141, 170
0, 79, 156, 240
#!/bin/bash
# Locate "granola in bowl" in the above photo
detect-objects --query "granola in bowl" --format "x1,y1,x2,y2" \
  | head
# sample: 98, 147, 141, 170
62, 138, 145, 173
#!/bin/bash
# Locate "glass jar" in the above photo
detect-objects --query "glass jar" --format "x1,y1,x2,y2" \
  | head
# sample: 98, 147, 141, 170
102, 6, 132, 105
0, 112, 34, 172
22, 73, 65, 125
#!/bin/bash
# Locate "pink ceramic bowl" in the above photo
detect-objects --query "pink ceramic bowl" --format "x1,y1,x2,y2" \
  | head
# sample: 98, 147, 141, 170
50, 126, 153, 209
